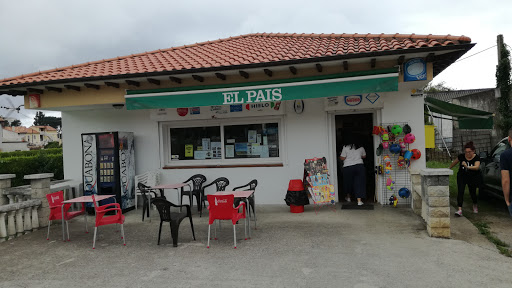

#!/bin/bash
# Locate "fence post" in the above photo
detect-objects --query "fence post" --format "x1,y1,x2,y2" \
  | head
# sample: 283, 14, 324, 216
0, 174, 16, 205
0, 212, 6, 242
32, 204, 40, 231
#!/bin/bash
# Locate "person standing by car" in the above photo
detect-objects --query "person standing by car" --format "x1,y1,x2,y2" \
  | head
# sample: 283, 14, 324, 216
500, 128, 512, 217
449, 141, 481, 216
340, 134, 366, 206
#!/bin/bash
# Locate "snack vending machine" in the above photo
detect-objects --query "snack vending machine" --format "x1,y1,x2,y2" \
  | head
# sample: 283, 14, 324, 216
82, 132, 135, 212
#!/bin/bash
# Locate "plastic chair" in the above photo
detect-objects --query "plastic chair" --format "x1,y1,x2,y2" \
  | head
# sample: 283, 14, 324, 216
134, 171, 160, 210
233, 179, 258, 226
181, 174, 207, 216
206, 194, 246, 249
202, 177, 230, 212
137, 182, 164, 222
151, 198, 196, 247
91, 194, 126, 249
45, 190, 86, 241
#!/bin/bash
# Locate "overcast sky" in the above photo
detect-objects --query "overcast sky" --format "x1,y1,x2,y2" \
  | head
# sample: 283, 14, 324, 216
1, 0, 510, 126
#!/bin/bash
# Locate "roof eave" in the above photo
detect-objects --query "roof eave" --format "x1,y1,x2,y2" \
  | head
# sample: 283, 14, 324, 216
0, 43, 474, 92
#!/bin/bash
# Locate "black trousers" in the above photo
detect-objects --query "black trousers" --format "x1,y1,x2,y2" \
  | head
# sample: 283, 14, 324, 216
457, 172, 478, 208
343, 164, 366, 199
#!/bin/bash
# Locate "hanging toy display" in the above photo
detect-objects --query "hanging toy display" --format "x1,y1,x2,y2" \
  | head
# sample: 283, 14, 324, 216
397, 156, 406, 168
403, 124, 412, 134
372, 126, 384, 135
403, 150, 413, 167
404, 133, 416, 144
411, 149, 421, 160
381, 131, 389, 149
399, 187, 411, 199
389, 194, 398, 207
391, 125, 403, 136
389, 143, 401, 154
399, 138, 407, 152
386, 177, 395, 190
383, 155, 392, 174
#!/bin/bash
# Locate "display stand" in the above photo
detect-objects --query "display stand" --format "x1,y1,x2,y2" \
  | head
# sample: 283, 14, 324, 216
377, 122, 412, 207
304, 157, 336, 214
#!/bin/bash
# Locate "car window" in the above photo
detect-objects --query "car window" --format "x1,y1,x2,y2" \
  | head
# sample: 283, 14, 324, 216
492, 141, 507, 162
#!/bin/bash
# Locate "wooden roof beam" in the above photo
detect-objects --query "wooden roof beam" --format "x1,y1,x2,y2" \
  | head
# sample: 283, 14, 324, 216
27, 88, 44, 94
289, 66, 297, 75
84, 83, 100, 90
343, 61, 348, 71
370, 58, 376, 68
215, 73, 226, 80
147, 78, 160, 85
169, 76, 182, 84
397, 56, 405, 65
192, 75, 204, 82
239, 70, 249, 79
45, 86, 62, 93
263, 69, 273, 77
426, 53, 435, 63
105, 81, 120, 88
64, 85, 80, 91
126, 80, 140, 87
316, 63, 323, 72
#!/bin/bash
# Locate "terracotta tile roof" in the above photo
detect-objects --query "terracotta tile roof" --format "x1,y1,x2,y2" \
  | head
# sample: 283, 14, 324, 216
4, 126, 40, 134
31, 125, 57, 131
0, 33, 472, 88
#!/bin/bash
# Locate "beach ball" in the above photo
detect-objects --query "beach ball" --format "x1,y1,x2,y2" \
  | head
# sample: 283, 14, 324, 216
389, 143, 401, 154
391, 125, 402, 136
404, 133, 416, 144
399, 187, 411, 199
411, 149, 421, 160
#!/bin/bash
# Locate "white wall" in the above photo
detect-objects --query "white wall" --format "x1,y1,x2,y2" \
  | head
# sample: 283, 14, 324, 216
62, 84, 426, 205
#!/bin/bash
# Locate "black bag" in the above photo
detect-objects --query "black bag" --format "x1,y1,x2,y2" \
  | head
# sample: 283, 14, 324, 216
284, 190, 310, 206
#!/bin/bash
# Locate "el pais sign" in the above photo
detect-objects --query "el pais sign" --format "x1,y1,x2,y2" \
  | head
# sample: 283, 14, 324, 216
125, 72, 398, 110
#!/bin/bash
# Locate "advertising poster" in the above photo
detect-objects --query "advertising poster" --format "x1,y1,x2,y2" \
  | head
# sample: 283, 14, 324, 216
185, 144, 193, 157
235, 143, 248, 155
226, 145, 234, 158
211, 142, 221, 159
304, 157, 335, 205
248, 130, 257, 143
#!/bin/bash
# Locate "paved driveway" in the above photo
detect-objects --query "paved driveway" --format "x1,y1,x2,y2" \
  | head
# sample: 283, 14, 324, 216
1, 205, 511, 287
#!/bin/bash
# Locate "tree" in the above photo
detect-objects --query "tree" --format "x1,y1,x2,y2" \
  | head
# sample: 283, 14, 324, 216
33, 111, 45, 126
496, 35, 512, 138
33, 111, 61, 129
423, 81, 454, 93
10, 119, 21, 127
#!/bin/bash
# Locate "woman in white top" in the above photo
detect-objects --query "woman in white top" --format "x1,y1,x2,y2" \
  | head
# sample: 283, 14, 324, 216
340, 134, 367, 206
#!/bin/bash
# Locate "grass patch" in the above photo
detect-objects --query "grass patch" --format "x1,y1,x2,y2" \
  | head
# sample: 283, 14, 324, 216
474, 221, 512, 257
427, 161, 512, 257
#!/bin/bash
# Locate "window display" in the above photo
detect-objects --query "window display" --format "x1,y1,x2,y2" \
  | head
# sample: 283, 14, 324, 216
170, 126, 221, 160
224, 123, 279, 159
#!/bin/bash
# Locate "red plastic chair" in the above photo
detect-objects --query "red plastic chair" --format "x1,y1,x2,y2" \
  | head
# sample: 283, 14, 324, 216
91, 195, 126, 249
45, 190, 86, 241
206, 194, 246, 249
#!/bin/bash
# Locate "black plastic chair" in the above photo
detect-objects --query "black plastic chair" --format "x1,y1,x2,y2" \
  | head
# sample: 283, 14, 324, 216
233, 179, 258, 225
202, 177, 230, 213
138, 182, 163, 222
181, 174, 207, 216
151, 198, 196, 247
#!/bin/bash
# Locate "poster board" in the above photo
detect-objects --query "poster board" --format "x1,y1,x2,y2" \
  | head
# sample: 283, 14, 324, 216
304, 157, 336, 210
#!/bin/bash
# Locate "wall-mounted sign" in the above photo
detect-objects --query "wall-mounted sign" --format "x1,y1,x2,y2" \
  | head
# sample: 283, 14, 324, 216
190, 107, 201, 114
404, 58, 427, 82
365, 93, 380, 104
28, 94, 40, 108
294, 100, 304, 114
230, 104, 243, 112
177, 108, 188, 116
344, 95, 362, 106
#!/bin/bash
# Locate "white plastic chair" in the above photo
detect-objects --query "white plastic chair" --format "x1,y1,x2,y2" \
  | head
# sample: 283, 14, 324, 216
134, 171, 160, 210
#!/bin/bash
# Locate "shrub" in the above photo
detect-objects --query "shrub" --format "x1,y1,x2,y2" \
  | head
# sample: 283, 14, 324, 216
44, 142, 61, 149
0, 150, 63, 186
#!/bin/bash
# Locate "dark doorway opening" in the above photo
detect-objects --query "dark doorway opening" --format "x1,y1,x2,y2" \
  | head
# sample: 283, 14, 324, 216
335, 113, 375, 203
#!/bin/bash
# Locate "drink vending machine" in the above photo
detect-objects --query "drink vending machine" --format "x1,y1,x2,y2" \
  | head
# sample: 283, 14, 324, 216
82, 132, 135, 213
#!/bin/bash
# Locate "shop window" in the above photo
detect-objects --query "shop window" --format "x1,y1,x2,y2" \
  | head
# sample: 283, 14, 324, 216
170, 126, 221, 160
224, 123, 279, 159
162, 118, 282, 166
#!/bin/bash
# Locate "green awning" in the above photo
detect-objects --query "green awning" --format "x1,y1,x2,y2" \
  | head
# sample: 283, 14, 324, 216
425, 97, 494, 129
125, 70, 398, 110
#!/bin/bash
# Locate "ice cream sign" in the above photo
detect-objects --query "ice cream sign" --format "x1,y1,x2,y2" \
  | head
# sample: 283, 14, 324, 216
222, 88, 282, 105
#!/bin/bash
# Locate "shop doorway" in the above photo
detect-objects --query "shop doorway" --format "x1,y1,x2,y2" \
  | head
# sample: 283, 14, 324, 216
335, 113, 375, 202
